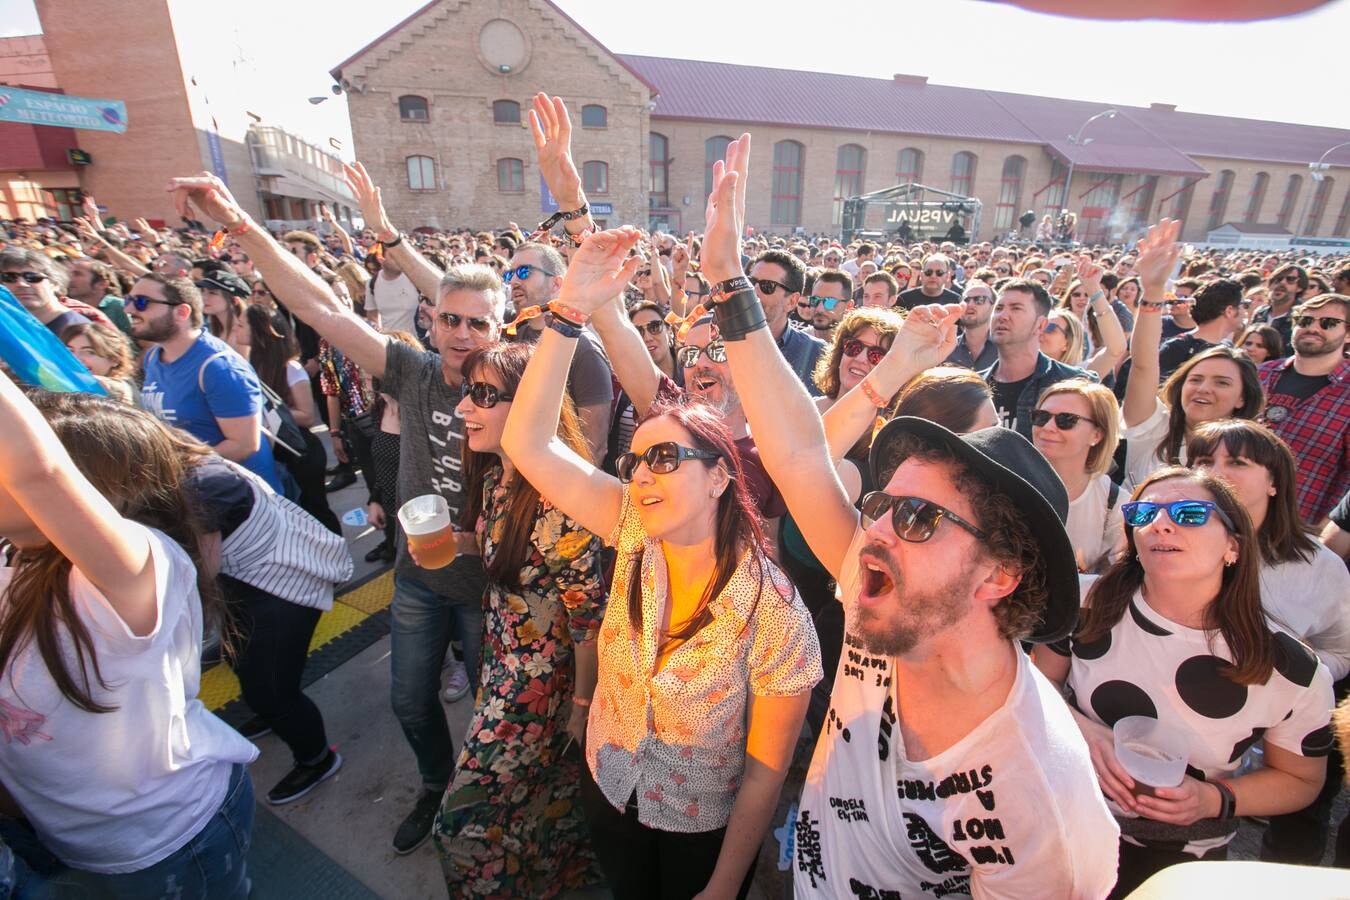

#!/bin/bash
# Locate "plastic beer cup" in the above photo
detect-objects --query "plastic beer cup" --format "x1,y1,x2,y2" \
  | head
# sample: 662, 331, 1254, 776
1113, 716, 1188, 799
398, 494, 457, 570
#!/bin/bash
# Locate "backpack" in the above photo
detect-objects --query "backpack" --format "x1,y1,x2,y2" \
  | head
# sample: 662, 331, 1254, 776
196, 350, 306, 463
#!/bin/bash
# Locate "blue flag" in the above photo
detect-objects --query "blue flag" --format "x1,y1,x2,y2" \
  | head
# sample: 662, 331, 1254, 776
0, 286, 107, 395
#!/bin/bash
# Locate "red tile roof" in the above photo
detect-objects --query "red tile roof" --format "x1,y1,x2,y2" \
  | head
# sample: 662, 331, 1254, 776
620, 54, 1350, 175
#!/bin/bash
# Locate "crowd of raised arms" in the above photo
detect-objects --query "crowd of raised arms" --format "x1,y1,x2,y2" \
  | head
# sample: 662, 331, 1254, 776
0, 91, 1348, 900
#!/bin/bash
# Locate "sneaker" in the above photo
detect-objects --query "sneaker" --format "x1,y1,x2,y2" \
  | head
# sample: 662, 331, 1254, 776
442, 659, 470, 703
393, 789, 442, 855
236, 714, 272, 741
364, 540, 391, 563
266, 749, 343, 806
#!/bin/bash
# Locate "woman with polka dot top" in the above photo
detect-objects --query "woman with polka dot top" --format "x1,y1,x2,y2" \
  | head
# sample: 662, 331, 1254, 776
1035, 467, 1332, 899
501, 227, 823, 900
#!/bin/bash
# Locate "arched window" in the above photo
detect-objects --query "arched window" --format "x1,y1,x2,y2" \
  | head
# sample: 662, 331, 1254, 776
993, 155, 1026, 231
896, 148, 923, 184
583, 160, 609, 195
492, 99, 520, 125
1276, 174, 1303, 228
705, 135, 733, 197
406, 155, 436, 191
1244, 172, 1269, 223
398, 95, 428, 122
833, 144, 867, 226
1043, 159, 1069, 217
1306, 176, 1335, 235
649, 133, 669, 208
1169, 177, 1198, 225
1128, 175, 1158, 229
1207, 170, 1235, 230
496, 158, 523, 193
1335, 188, 1350, 238
581, 105, 607, 128
950, 152, 977, 196
771, 140, 805, 226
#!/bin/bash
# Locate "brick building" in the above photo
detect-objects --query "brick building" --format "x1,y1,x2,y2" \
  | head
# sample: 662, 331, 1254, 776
337, 0, 1350, 245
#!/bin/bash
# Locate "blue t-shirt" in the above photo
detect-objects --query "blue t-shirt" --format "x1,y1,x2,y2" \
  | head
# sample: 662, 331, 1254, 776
141, 331, 284, 493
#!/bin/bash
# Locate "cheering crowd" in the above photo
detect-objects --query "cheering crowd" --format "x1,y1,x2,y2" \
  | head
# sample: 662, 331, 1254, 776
0, 90, 1347, 899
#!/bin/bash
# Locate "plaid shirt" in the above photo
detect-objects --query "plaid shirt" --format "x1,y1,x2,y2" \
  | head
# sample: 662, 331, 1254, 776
1257, 357, 1350, 522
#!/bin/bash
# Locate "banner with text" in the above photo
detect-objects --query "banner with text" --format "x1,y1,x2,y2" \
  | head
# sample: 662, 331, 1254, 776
0, 85, 128, 133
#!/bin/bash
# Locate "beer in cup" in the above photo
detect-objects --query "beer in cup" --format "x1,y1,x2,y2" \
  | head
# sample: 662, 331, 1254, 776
398, 494, 457, 570
1112, 715, 1188, 799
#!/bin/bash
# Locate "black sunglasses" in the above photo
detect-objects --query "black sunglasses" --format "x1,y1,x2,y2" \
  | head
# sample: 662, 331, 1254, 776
125, 294, 183, 311
635, 320, 667, 336
922, 269, 946, 277
752, 278, 794, 296
1030, 409, 1096, 430
616, 441, 721, 483
436, 312, 494, 334
1293, 315, 1346, 331
860, 493, 987, 543
677, 340, 727, 368
842, 338, 885, 366
1, 271, 48, 284
1121, 500, 1235, 532
460, 381, 514, 408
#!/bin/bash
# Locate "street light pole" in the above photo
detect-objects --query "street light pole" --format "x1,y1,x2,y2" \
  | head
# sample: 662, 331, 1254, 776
1062, 109, 1118, 228
1293, 140, 1350, 245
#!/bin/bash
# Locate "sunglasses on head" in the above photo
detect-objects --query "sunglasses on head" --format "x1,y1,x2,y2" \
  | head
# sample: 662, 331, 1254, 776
501, 264, 555, 283
460, 381, 513, 408
842, 338, 886, 366
1121, 499, 1235, 531
1294, 315, 1346, 331
616, 441, 721, 483
807, 296, 849, 311
1, 271, 47, 284
635, 319, 667, 336
860, 493, 987, 543
752, 278, 794, 296
677, 340, 727, 368
1030, 409, 1096, 430
436, 311, 494, 334
125, 294, 183, 311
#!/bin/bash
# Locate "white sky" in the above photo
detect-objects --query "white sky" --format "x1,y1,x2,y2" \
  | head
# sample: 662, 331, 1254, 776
4, 0, 1348, 158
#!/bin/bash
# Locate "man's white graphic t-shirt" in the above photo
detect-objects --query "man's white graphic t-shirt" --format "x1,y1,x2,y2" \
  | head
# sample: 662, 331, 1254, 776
794, 531, 1120, 899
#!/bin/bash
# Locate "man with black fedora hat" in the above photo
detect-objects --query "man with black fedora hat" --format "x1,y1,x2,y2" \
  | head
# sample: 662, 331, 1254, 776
700, 134, 1118, 898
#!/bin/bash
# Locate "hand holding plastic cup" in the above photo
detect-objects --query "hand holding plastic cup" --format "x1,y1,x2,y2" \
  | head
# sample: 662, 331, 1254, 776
398, 494, 457, 570
1113, 716, 1188, 799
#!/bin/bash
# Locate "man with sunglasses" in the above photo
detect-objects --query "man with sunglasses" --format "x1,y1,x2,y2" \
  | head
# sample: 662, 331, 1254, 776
800, 270, 854, 342
1252, 263, 1309, 358
945, 282, 998, 370
1257, 292, 1350, 523
749, 248, 826, 394
0, 248, 112, 335
897, 253, 960, 311
696, 137, 1116, 896
167, 169, 502, 856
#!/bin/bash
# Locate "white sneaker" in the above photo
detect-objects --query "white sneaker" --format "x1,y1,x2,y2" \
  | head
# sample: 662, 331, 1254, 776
442, 659, 470, 703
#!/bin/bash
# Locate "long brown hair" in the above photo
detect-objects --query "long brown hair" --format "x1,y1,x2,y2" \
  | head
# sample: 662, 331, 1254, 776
1186, 420, 1318, 567
1155, 346, 1264, 464
458, 342, 589, 588
1077, 467, 1275, 685
2, 391, 218, 712
813, 307, 904, 399
243, 305, 298, 398
625, 398, 769, 643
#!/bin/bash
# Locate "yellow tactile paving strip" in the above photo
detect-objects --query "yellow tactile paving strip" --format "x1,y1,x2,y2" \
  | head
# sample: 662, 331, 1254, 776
200, 571, 395, 711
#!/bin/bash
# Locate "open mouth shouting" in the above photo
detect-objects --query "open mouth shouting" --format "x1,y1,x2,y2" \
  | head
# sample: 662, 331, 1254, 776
858, 546, 898, 606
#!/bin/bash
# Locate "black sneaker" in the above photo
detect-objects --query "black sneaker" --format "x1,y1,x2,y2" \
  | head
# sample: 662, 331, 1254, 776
364, 540, 391, 563
236, 715, 272, 740
392, 789, 442, 855
266, 749, 343, 806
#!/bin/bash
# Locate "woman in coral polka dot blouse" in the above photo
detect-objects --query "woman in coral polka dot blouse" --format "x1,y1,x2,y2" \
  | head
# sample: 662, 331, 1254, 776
1036, 467, 1333, 898
501, 227, 822, 900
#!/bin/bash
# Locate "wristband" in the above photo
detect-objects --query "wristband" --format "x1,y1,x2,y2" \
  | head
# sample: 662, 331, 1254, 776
379, 231, 403, 249
1139, 299, 1165, 313
1213, 779, 1237, 820
711, 288, 767, 341
710, 276, 754, 305
571, 696, 592, 708
549, 300, 589, 327
860, 377, 889, 409
1088, 290, 1106, 304
530, 205, 590, 241
545, 315, 583, 339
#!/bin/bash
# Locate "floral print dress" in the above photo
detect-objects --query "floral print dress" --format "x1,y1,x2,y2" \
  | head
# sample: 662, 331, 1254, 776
434, 464, 607, 898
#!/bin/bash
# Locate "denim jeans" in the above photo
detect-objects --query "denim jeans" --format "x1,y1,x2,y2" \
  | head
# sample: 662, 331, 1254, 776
38, 762, 254, 899
389, 573, 484, 791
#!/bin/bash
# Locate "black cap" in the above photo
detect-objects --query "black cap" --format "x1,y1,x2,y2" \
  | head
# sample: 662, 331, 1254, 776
195, 271, 251, 299
869, 417, 1079, 643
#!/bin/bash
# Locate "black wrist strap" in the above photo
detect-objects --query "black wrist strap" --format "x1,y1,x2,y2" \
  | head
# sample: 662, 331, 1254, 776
533, 205, 590, 236
545, 316, 583, 339
712, 288, 767, 341
380, 231, 403, 249
1213, 780, 1236, 821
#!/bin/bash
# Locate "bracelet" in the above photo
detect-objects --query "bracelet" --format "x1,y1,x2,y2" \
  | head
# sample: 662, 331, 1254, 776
1139, 299, 1165, 313
546, 315, 583, 339
379, 231, 403, 249
1088, 290, 1106, 304
571, 696, 592, 708
860, 377, 889, 408
710, 276, 754, 305
711, 287, 767, 341
1212, 779, 1236, 820
531, 205, 591, 240
549, 300, 589, 327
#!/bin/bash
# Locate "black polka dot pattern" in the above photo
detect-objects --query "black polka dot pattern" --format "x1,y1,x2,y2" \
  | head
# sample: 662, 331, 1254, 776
1185, 764, 1207, 782
1089, 680, 1157, 727
1175, 655, 1248, 719
1227, 727, 1267, 764
1303, 725, 1334, 757
1271, 632, 1319, 689
1128, 599, 1173, 637
1072, 630, 1112, 661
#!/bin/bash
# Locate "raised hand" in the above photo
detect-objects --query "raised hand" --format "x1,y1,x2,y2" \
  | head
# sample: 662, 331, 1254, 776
888, 303, 964, 372
319, 202, 335, 223
342, 162, 395, 239
557, 227, 643, 314
1134, 218, 1182, 295
73, 216, 103, 244
1075, 255, 1105, 296
80, 194, 101, 226
701, 133, 751, 284
530, 94, 583, 208
164, 173, 247, 226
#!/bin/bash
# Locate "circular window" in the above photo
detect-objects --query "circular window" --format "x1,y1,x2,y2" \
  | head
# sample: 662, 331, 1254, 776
478, 19, 529, 74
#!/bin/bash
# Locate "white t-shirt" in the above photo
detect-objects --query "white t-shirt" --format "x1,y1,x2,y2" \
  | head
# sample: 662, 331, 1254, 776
1260, 542, 1350, 681
1120, 398, 1185, 490
0, 525, 257, 873
794, 531, 1120, 899
366, 271, 420, 334
1062, 589, 1333, 856
1067, 475, 1126, 572
284, 358, 309, 390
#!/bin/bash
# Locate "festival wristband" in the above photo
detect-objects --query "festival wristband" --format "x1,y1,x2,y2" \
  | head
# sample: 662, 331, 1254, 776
571, 696, 592, 708
860, 377, 889, 408
379, 230, 403, 249
711, 288, 767, 341
710, 276, 754, 304
545, 315, 583, 339
1088, 290, 1106, 304
548, 300, 589, 327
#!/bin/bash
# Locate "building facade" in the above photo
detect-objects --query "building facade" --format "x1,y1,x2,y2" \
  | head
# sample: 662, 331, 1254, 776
335, 0, 1350, 245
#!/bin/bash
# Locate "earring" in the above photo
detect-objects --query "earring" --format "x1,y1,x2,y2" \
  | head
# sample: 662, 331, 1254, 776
1224, 555, 1237, 567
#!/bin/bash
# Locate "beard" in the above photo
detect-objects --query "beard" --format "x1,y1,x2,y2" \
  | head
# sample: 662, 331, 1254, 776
851, 541, 982, 657
131, 316, 178, 343
1294, 331, 1340, 357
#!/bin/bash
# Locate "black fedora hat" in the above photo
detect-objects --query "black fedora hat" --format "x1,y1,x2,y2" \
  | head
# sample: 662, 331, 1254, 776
869, 416, 1079, 643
